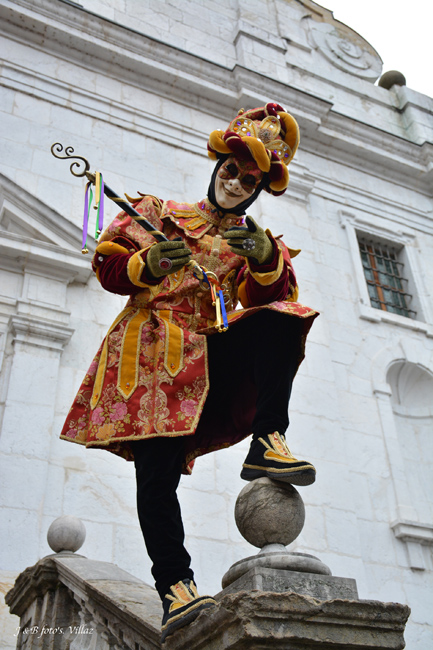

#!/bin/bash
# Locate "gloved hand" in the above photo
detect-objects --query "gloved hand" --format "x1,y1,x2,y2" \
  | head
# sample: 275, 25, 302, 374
223, 216, 273, 265
146, 239, 192, 279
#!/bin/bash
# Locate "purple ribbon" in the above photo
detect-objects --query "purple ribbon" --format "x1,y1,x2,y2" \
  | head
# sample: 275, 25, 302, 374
82, 182, 93, 251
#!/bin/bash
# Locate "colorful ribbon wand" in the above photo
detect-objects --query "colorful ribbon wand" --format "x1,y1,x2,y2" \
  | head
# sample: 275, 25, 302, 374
51, 143, 229, 332
51, 143, 168, 246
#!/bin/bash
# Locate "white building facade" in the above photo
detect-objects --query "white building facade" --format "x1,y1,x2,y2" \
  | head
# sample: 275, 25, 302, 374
0, 0, 432, 647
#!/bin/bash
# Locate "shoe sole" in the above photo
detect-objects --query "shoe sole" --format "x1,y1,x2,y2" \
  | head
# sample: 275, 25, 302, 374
240, 467, 316, 486
161, 601, 215, 643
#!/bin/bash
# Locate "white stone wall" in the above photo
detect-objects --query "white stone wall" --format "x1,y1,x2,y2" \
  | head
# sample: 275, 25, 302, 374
0, 0, 432, 648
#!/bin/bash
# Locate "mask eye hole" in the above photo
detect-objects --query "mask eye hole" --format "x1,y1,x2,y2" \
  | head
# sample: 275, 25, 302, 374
243, 174, 256, 187
225, 163, 238, 178
242, 174, 257, 193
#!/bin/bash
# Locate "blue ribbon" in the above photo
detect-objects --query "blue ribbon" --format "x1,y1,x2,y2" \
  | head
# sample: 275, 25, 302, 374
218, 289, 228, 328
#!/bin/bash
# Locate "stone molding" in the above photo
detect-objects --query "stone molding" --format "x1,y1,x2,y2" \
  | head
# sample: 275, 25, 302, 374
0, 233, 92, 286
314, 111, 433, 196
0, 174, 97, 359
391, 520, 433, 546
392, 402, 433, 418
0, 174, 95, 356
317, 176, 433, 236
222, 552, 332, 589
0, 0, 235, 118
0, 173, 94, 284
9, 314, 74, 352
391, 521, 433, 571
1, 0, 432, 195
0, 173, 86, 251
1, 61, 208, 159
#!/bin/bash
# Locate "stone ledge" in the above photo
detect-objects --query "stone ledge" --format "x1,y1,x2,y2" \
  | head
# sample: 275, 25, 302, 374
6, 555, 410, 650
391, 520, 433, 545
164, 590, 410, 650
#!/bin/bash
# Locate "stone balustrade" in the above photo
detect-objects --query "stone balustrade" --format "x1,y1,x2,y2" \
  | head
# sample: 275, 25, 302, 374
6, 516, 162, 650
6, 552, 163, 650
6, 499, 411, 650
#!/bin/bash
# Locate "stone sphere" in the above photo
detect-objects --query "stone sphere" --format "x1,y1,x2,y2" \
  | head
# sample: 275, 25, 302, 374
378, 70, 406, 89
235, 477, 305, 549
47, 515, 86, 553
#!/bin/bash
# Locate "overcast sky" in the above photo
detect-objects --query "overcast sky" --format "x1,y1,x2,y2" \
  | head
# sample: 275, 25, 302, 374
320, 0, 433, 99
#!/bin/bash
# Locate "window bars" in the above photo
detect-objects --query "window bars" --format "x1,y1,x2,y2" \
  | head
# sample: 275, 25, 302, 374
358, 240, 416, 319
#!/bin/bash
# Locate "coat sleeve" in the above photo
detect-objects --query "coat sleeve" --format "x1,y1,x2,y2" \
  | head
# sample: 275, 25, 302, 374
236, 234, 299, 308
92, 200, 165, 295
93, 240, 162, 295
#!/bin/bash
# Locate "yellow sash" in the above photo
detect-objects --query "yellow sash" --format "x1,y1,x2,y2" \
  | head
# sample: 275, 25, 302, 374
90, 307, 184, 408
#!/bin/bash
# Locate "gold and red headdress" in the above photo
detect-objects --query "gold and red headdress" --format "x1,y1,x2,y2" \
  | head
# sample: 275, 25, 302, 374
207, 102, 300, 195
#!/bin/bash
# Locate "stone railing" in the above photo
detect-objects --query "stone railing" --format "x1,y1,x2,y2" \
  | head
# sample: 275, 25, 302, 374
6, 516, 162, 650
6, 484, 411, 649
6, 553, 163, 649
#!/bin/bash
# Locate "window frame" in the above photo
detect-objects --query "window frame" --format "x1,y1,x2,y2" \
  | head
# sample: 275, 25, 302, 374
358, 238, 416, 319
340, 210, 433, 336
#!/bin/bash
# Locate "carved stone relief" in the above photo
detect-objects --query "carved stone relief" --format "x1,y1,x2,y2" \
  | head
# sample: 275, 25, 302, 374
306, 18, 382, 81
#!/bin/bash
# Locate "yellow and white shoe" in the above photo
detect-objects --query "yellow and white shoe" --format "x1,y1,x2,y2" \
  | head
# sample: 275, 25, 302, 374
241, 432, 316, 486
161, 579, 216, 643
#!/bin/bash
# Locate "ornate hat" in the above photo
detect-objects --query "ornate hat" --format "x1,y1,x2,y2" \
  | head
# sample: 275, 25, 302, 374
207, 102, 300, 195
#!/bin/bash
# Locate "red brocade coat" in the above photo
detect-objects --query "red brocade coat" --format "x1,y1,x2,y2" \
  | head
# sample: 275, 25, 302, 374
60, 195, 318, 472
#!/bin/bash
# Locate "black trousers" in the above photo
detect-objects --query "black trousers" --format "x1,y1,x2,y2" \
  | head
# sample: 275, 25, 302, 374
131, 310, 302, 600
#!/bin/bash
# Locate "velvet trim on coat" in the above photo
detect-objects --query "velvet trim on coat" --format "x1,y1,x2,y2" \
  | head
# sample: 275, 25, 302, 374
60, 195, 318, 473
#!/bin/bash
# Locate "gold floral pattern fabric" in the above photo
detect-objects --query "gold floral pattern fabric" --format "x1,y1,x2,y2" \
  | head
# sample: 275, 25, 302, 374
60, 196, 318, 471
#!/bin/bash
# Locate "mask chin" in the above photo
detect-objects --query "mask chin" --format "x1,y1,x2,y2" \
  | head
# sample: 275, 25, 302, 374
207, 156, 267, 216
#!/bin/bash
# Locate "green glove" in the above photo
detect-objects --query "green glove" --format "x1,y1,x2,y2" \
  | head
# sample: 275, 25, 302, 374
223, 216, 273, 265
146, 239, 192, 279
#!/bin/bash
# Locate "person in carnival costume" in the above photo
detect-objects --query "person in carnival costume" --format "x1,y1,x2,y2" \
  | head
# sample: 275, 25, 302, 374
61, 102, 319, 642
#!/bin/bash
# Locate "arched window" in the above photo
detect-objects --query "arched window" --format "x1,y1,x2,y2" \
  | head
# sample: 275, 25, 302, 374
387, 362, 433, 526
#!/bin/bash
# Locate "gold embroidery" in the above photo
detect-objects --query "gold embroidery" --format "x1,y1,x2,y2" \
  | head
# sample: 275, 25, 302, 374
184, 216, 208, 230
193, 200, 220, 226
62, 198, 318, 462
117, 309, 150, 399
207, 235, 222, 274
83, 339, 210, 444
168, 267, 185, 293
160, 310, 185, 378
161, 206, 214, 239
91, 305, 134, 409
